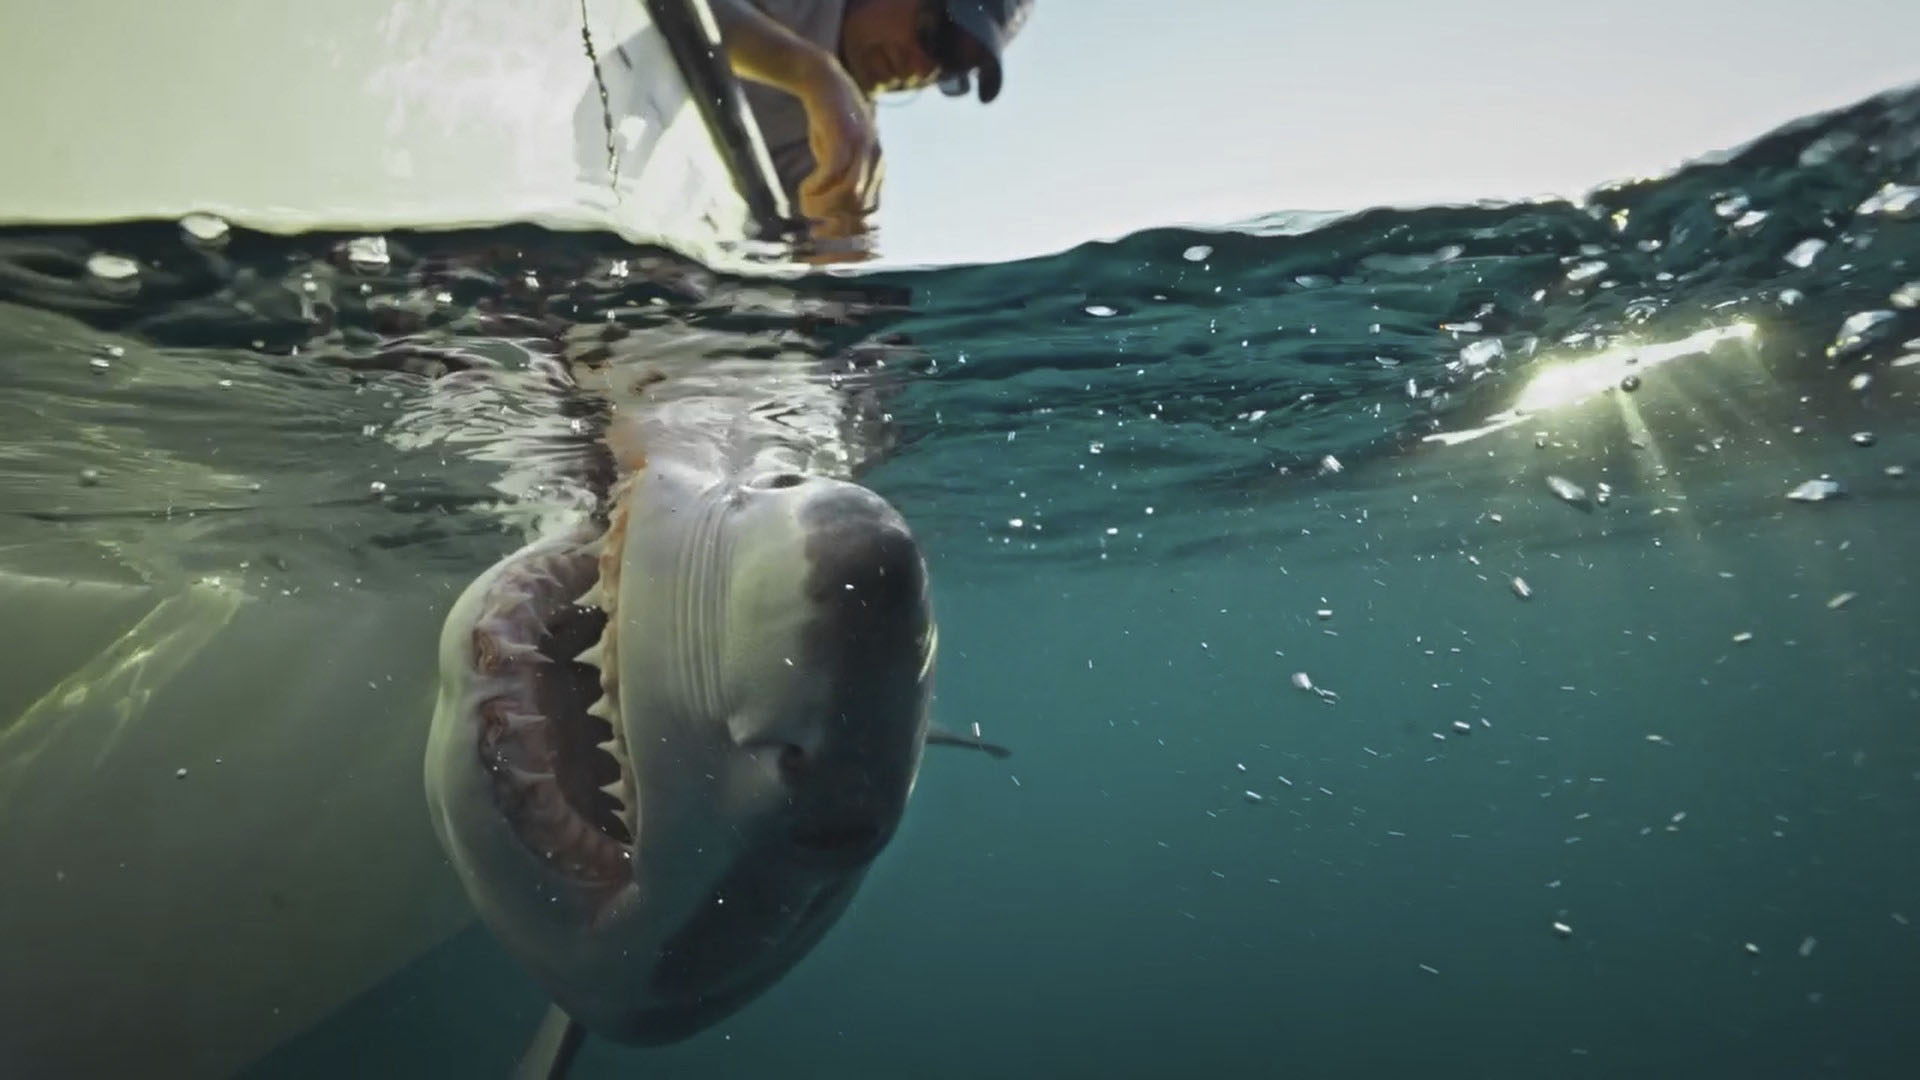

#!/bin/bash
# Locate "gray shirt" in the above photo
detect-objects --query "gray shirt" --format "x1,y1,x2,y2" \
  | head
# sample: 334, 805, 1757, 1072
575, 0, 874, 214
738, 0, 848, 200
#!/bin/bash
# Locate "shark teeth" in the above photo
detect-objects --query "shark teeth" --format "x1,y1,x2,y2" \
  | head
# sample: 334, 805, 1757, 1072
493, 587, 540, 622
501, 710, 543, 736
491, 638, 546, 664
504, 765, 556, 787
468, 519, 637, 887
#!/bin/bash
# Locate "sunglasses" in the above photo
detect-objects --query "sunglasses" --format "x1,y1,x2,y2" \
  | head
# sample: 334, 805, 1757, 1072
915, 2, 977, 82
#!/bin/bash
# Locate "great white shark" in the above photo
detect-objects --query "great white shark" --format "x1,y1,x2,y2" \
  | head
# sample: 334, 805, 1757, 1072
423, 321, 1009, 1073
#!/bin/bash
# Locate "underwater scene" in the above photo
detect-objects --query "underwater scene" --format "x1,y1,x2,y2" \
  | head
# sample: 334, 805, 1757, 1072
2, 82, 1918, 1079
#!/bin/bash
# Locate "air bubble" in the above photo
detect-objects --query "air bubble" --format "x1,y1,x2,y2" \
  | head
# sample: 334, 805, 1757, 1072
1828, 310, 1896, 361
1546, 475, 1592, 510
1460, 339, 1503, 367
86, 253, 141, 295
180, 212, 230, 248
1784, 239, 1826, 268
1858, 183, 1919, 219
1786, 478, 1844, 502
344, 236, 392, 272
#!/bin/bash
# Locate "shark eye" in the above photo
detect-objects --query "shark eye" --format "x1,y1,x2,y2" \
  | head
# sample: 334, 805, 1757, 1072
776, 743, 807, 777
764, 473, 805, 490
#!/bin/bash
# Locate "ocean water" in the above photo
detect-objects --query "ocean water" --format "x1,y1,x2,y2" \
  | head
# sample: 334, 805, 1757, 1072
2, 83, 1918, 1080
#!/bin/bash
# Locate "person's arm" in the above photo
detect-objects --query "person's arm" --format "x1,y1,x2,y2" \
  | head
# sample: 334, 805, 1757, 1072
707, 0, 833, 100
707, 0, 878, 225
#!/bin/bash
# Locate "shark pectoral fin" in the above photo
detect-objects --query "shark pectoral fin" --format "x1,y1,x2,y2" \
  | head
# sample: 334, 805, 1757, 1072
511, 1005, 587, 1080
927, 723, 1013, 760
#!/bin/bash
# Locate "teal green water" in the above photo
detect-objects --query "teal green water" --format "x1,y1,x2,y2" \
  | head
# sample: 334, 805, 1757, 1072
3, 84, 1918, 1079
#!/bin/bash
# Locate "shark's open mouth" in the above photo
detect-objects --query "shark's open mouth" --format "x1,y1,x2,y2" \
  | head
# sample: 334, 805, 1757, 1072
464, 494, 637, 889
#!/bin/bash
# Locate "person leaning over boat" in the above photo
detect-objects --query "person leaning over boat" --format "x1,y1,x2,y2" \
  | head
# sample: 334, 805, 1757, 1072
575, 0, 1033, 253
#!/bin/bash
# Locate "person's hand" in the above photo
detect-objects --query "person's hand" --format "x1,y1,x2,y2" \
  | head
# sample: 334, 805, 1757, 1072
795, 56, 879, 230
797, 230, 877, 267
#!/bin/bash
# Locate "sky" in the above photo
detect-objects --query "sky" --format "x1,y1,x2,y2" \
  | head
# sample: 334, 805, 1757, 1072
862, 0, 1920, 268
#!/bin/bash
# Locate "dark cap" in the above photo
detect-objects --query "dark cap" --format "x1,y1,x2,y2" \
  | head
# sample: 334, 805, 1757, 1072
936, 0, 1034, 104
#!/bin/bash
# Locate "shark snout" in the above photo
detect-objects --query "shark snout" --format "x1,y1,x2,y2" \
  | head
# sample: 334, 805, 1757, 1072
797, 481, 926, 610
